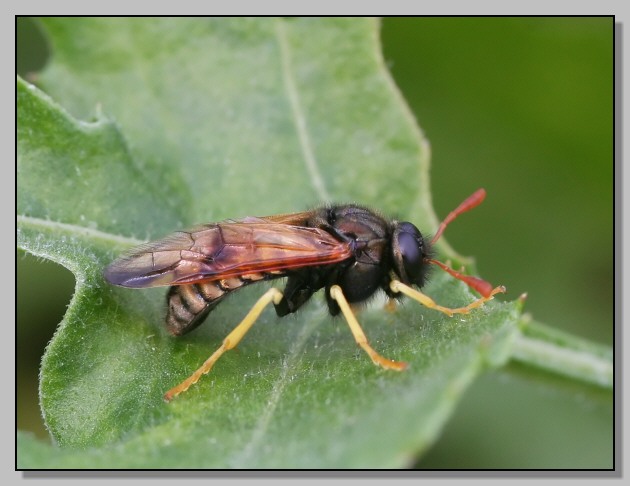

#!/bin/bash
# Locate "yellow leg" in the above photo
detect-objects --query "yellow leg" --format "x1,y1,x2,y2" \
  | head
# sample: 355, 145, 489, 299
164, 287, 284, 402
389, 280, 505, 317
329, 285, 407, 371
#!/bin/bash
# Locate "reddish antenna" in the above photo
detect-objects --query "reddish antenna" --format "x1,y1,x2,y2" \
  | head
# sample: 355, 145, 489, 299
431, 188, 486, 245
427, 188, 504, 299
426, 258, 494, 297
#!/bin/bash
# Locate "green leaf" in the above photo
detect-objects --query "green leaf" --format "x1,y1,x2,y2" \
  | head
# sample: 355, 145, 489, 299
18, 17, 522, 468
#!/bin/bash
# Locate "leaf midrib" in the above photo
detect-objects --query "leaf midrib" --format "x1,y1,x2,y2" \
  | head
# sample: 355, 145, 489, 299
227, 313, 321, 467
275, 18, 330, 203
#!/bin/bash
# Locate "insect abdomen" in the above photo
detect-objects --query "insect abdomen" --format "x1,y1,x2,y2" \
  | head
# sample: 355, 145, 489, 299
165, 272, 283, 336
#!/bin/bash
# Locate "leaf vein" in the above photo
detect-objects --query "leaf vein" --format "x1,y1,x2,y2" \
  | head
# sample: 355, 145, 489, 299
275, 19, 330, 202
17, 214, 144, 246
231, 315, 319, 467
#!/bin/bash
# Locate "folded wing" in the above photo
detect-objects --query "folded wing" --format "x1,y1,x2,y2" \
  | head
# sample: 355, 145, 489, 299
104, 218, 352, 288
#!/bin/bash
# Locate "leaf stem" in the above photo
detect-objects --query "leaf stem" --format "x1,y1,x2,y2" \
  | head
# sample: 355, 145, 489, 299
510, 319, 613, 389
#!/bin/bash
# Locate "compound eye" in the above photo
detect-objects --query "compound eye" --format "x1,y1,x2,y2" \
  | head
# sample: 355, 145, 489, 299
395, 223, 424, 282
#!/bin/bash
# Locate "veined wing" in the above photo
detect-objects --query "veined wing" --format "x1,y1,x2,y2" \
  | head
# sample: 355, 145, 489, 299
104, 219, 352, 288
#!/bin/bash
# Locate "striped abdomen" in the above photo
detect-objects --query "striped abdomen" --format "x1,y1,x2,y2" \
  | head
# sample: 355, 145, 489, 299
165, 271, 284, 336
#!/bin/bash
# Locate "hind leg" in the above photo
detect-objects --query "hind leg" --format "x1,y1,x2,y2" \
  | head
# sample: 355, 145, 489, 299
164, 287, 284, 401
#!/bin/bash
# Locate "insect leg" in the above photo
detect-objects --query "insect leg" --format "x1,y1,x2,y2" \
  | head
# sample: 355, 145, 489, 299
274, 274, 316, 316
329, 285, 407, 371
389, 280, 505, 317
163, 287, 284, 402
